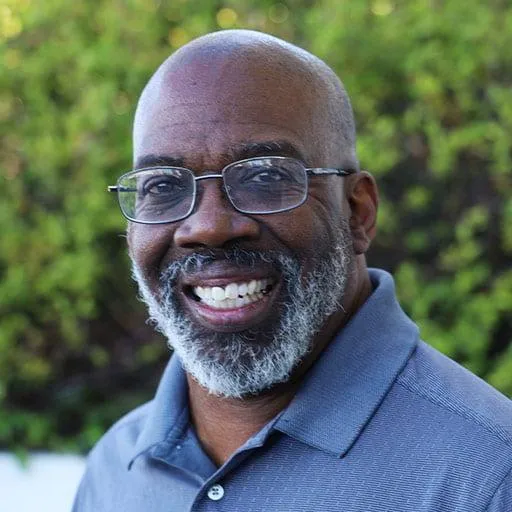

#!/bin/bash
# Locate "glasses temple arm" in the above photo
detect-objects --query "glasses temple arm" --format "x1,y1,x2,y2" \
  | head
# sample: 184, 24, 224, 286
107, 186, 137, 192
306, 168, 355, 176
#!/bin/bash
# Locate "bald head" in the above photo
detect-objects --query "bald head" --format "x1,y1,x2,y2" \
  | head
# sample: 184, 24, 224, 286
133, 30, 358, 170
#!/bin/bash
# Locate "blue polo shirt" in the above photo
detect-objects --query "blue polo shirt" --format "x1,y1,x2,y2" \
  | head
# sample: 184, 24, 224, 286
73, 269, 512, 511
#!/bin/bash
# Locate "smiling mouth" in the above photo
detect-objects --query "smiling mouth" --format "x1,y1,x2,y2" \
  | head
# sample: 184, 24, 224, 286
189, 279, 275, 310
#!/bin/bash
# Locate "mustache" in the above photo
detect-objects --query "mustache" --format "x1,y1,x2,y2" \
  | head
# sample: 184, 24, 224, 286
159, 247, 299, 284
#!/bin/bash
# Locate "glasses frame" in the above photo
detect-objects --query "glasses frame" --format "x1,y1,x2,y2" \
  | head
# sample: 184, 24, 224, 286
107, 156, 356, 225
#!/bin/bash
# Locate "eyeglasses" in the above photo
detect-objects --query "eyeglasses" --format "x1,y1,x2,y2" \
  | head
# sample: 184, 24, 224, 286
108, 156, 355, 224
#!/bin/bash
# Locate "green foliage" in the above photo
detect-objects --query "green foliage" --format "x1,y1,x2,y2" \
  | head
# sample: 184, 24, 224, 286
1, 0, 510, 453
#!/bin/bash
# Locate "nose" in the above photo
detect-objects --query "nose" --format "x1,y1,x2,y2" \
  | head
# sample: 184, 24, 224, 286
173, 179, 261, 249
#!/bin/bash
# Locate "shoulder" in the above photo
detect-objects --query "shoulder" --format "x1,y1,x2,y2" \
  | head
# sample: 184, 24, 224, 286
89, 400, 153, 467
72, 401, 154, 511
397, 340, 512, 445
74, 402, 151, 499
381, 341, 512, 508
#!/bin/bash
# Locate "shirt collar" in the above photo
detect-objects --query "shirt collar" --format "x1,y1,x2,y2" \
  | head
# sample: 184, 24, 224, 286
129, 268, 418, 466
128, 354, 189, 468
274, 268, 419, 457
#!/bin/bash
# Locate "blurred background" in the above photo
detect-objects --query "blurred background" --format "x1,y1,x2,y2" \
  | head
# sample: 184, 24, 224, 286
1, 0, 511, 463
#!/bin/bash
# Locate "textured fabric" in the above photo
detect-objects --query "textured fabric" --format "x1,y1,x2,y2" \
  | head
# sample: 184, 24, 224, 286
73, 269, 512, 511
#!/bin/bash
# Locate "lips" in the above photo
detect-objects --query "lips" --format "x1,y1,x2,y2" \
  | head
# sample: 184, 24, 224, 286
181, 265, 280, 331
192, 278, 274, 309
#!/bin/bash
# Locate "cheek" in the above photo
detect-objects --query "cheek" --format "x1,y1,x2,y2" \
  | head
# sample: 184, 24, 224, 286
128, 224, 174, 282
263, 201, 344, 263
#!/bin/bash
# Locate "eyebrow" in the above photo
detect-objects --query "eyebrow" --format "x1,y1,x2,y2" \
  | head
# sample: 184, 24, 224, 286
231, 141, 306, 162
135, 154, 184, 169
134, 140, 307, 171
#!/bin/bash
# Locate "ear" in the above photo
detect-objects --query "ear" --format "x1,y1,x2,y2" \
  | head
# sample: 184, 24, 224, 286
346, 171, 378, 255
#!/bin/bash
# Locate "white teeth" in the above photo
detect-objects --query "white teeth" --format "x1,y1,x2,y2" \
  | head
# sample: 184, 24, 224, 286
238, 282, 248, 296
211, 287, 225, 301
192, 278, 274, 309
225, 282, 238, 299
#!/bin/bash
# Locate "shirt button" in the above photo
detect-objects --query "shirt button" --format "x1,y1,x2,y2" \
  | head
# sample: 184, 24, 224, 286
207, 484, 225, 501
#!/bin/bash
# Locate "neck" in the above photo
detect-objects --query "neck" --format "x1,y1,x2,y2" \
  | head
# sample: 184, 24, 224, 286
187, 376, 296, 466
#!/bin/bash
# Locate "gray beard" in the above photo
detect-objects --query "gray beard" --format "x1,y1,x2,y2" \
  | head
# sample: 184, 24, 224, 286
132, 222, 353, 398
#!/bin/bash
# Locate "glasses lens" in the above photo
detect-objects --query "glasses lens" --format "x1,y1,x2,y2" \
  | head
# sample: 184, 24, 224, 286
224, 158, 308, 214
117, 168, 195, 223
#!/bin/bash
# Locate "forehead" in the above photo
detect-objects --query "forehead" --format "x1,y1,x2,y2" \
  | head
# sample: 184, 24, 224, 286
133, 54, 330, 168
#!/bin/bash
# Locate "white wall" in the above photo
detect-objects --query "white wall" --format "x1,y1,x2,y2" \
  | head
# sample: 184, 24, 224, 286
0, 453, 85, 512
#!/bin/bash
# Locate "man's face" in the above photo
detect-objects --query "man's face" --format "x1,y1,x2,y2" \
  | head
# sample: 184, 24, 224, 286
128, 54, 356, 397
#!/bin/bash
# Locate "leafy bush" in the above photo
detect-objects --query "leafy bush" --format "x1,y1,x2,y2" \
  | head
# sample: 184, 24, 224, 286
1, 0, 510, 453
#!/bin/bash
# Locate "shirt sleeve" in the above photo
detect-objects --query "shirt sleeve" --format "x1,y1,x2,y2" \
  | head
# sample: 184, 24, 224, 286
486, 467, 512, 512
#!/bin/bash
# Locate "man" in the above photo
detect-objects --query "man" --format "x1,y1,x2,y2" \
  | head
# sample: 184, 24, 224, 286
74, 30, 512, 511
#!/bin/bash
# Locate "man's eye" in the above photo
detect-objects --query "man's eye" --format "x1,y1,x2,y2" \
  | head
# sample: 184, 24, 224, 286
244, 168, 294, 184
141, 177, 184, 195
